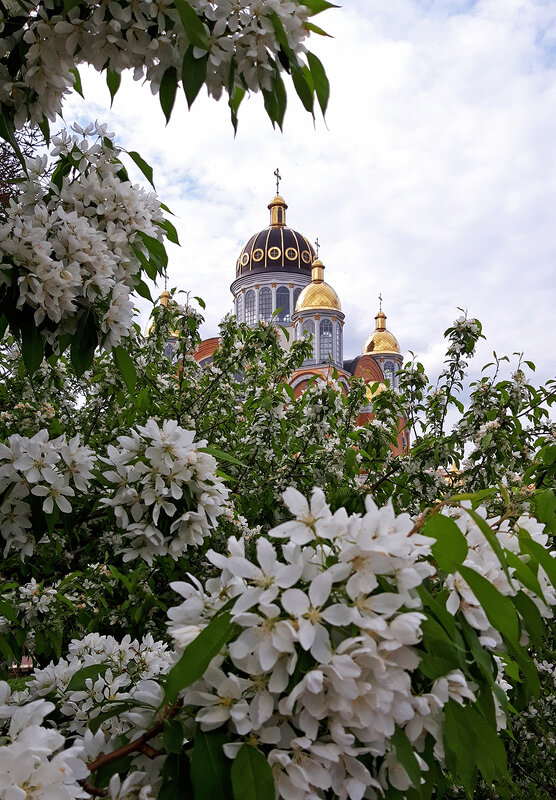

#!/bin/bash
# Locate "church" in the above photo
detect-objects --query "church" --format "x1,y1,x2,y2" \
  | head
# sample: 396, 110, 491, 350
188, 176, 409, 451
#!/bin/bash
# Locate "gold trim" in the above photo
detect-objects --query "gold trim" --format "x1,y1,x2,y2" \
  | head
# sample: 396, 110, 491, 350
301, 250, 311, 264
286, 247, 298, 260
268, 246, 281, 260
240, 252, 249, 267
252, 248, 264, 262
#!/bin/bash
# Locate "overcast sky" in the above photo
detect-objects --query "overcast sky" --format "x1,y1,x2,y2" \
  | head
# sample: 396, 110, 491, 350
66, 0, 556, 389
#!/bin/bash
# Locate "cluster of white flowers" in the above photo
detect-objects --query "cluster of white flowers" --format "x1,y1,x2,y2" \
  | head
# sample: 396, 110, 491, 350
0, 123, 164, 348
0, 633, 172, 798
444, 507, 556, 648
168, 488, 481, 798
0, 429, 94, 557
1, 0, 313, 128
0, 685, 89, 799
101, 418, 229, 563
27, 632, 172, 737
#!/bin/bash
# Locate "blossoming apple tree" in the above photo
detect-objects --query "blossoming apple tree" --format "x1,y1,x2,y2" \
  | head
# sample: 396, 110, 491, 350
0, 2, 555, 799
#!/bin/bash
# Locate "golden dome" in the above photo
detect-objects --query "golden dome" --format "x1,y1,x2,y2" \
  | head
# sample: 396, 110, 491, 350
295, 259, 341, 312
362, 309, 400, 354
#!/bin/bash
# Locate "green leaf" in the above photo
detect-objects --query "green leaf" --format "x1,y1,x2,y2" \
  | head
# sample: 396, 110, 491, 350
306, 51, 329, 115
108, 565, 133, 593
511, 590, 544, 649
134, 278, 154, 302
155, 218, 180, 245
88, 701, 137, 734
291, 65, 314, 114
67, 663, 110, 692
21, 318, 45, 375
299, 0, 339, 14
391, 726, 421, 790
127, 151, 155, 189
136, 232, 168, 270
518, 528, 556, 590
0, 636, 17, 668
268, 12, 296, 62
164, 611, 239, 702
231, 744, 275, 800
463, 507, 512, 584
199, 446, 248, 469
304, 21, 333, 36
182, 46, 209, 108
0, 598, 17, 625
38, 115, 50, 144
504, 550, 543, 597
164, 718, 185, 755
458, 565, 519, 646
69, 67, 84, 97
112, 346, 137, 392
262, 63, 287, 129
459, 617, 496, 684
191, 730, 233, 800
159, 752, 192, 799
70, 309, 98, 377
0, 105, 25, 166
444, 702, 478, 794
422, 513, 468, 573
174, 0, 210, 50
106, 68, 121, 106
229, 86, 246, 134
160, 66, 178, 123
535, 488, 556, 524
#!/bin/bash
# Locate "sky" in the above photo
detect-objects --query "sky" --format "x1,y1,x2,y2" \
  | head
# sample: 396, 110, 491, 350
65, 0, 556, 389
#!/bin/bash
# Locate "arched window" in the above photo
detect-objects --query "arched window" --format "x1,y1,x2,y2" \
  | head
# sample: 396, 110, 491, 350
320, 319, 333, 363
245, 290, 255, 325
236, 294, 242, 322
275, 286, 290, 322
384, 360, 395, 387
301, 319, 315, 363
293, 287, 302, 313
259, 287, 272, 322
335, 322, 342, 365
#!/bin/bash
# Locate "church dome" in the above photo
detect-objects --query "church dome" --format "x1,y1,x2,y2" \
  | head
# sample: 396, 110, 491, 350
295, 259, 341, 312
363, 310, 400, 354
235, 194, 316, 278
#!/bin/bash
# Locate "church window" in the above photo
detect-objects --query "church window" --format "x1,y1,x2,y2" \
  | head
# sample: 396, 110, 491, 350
384, 360, 395, 387
302, 320, 315, 363
236, 294, 242, 322
259, 287, 272, 321
335, 322, 342, 365
293, 287, 301, 312
276, 286, 290, 322
245, 290, 255, 325
320, 319, 333, 362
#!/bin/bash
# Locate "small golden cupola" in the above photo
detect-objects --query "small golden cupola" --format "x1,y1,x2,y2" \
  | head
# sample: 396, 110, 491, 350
292, 253, 345, 368
362, 308, 400, 354
295, 258, 341, 313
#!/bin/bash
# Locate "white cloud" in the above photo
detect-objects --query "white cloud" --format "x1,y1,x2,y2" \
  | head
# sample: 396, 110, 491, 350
64, 0, 556, 387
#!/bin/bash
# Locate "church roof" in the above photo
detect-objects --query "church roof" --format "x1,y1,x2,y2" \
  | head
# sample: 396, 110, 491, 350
362, 310, 400, 354
295, 258, 341, 312
235, 194, 315, 278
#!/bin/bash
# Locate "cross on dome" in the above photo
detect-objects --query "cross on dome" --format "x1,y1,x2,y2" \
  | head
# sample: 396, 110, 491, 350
315, 237, 320, 257
274, 167, 281, 194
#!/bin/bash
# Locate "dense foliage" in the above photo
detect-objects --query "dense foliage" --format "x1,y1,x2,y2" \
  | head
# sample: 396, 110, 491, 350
0, 2, 554, 799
